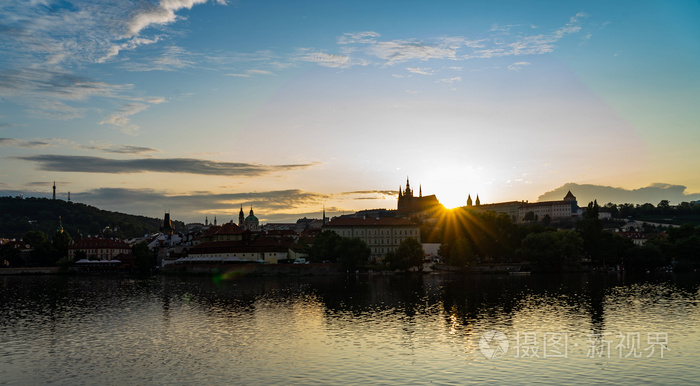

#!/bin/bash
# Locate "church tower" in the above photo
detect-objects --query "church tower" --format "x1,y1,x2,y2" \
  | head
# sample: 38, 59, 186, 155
467, 194, 473, 207
238, 205, 245, 226
160, 212, 174, 235
53, 181, 56, 200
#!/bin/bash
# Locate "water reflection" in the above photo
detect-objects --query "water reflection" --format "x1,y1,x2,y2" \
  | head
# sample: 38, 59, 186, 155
1, 273, 699, 384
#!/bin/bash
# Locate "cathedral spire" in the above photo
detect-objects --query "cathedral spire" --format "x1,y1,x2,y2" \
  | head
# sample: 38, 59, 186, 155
419, 184, 422, 197
467, 194, 473, 207
475, 194, 481, 206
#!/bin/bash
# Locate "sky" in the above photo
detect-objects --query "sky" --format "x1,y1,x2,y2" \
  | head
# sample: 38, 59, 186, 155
1, 0, 699, 224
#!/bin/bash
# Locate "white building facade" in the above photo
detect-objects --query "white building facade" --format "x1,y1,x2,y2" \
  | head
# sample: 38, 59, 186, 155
323, 217, 420, 260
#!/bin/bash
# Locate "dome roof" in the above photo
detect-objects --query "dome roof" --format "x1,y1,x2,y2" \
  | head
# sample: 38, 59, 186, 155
245, 215, 258, 222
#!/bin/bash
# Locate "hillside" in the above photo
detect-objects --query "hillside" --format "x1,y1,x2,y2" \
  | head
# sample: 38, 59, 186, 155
0, 196, 184, 239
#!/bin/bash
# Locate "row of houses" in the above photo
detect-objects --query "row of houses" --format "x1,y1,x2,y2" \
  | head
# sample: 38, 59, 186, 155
164, 215, 422, 265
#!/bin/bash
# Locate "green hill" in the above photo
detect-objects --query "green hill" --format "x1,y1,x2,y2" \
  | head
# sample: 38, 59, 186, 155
0, 196, 184, 239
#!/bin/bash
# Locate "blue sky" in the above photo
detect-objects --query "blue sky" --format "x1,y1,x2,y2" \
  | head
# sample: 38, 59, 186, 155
1, 0, 699, 224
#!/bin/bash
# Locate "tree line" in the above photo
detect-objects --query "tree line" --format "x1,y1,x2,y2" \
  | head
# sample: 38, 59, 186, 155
423, 201, 700, 272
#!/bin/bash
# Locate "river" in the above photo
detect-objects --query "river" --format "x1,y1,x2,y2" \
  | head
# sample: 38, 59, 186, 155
1, 272, 699, 384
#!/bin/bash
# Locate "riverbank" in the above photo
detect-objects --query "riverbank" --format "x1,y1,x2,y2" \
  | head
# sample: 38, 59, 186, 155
0, 267, 60, 275
160, 262, 344, 276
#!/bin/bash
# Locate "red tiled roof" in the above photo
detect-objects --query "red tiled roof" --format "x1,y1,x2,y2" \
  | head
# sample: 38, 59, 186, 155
70, 237, 130, 249
215, 222, 244, 235
201, 226, 221, 237
265, 229, 297, 236
618, 231, 648, 240
189, 239, 289, 254
523, 200, 571, 208
324, 217, 418, 227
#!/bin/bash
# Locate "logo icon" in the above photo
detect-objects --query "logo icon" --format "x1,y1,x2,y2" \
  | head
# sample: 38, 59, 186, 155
479, 330, 509, 359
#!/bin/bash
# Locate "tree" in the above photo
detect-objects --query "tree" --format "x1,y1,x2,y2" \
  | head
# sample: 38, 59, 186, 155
603, 202, 620, 218
0, 243, 23, 267
519, 230, 584, 271
133, 242, 156, 272
577, 201, 604, 265
308, 230, 343, 263
541, 214, 551, 226
74, 250, 88, 261
657, 200, 671, 214
523, 211, 536, 222
24, 230, 48, 249
52, 229, 72, 263
336, 237, 370, 271
24, 230, 52, 267
387, 237, 424, 271
448, 237, 476, 268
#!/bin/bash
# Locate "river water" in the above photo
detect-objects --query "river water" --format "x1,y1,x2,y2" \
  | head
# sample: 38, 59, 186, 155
1, 272, 699, 385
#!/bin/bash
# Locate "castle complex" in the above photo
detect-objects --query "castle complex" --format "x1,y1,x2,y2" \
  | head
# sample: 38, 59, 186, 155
467, 190, 579, 223
396, 178, 579, 223
396, 178, 443, 219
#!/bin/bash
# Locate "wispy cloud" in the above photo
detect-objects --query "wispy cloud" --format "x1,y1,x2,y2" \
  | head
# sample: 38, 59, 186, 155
18, 155, 319, 176
439, 77, 462, 84
298, 51, 353, 68
224, 69, 277, 77
507, 61, 531, 71
124, 0, 209, 38
99, 103, 151, 135
337, 31, 380, 45
406, 67, 434, 76
0, 0, 222, 128
292, 14, 588, 71
0, 137, 52, 148
80, 144, 160, 155
119, 45, 195, 71
369, 39, 459, 65
340, 190, 397, 197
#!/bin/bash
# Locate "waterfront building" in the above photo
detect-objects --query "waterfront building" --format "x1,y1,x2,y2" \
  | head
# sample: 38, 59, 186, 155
183, 236, 306, 264
68, 236, 131, 261
323, 217, 420, 260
